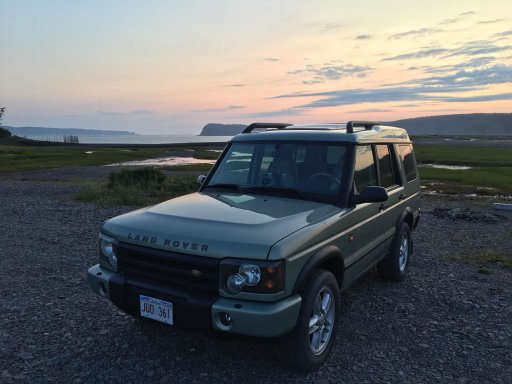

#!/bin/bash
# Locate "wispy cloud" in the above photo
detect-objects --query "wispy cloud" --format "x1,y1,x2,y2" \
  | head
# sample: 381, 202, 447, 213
225, 84, 246, 87
444, 40, 512, 58
390, 28, 443, 40
355, 34, 372, 40
321, 23, 343, 32
288, 62, 372, 84
237, 108, 305, 119
97, 109, 154, 116
131, 109, 153, 115
439, 11, 475, 25
349, 108, 392, 113
477, 19, 503, 24
382, 48, 448, 61
417, 56, 497, 74
273, 64, 512, 108
412, 64, 512, 88
442, 93, 512, 102
494, 30, 512, 37
192, 105, 244, 113
264, 57, 280, 62
383, 41, 512, 61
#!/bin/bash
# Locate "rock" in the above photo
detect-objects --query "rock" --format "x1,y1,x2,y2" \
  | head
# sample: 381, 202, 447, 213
17, 351, 33, 360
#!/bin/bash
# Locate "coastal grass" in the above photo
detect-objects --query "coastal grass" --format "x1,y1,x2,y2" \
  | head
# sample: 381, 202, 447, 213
419, 167, 512, 195
414, 145, 512, 167
75, 167, 199, 206
0, 145, 167, 172
415, 144, 512, 195
0, 145, 220, 173
162, 163, 214, 172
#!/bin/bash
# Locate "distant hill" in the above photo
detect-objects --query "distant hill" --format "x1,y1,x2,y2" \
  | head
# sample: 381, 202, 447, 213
199, 114, 512, 136
198, 123, 246, 136
389, 113, 512, 136
6, 126, 136, 136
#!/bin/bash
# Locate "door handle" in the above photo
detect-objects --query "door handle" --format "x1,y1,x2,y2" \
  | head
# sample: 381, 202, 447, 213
379, 203, 388, 211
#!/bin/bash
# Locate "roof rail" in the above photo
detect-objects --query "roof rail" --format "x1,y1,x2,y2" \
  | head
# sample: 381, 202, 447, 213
346, 121, 380, 134
242, 122, 293, 134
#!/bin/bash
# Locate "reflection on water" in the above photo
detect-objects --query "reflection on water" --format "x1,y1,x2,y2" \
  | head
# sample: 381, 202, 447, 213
105, 157, 216, 167
419, 164, 474, 170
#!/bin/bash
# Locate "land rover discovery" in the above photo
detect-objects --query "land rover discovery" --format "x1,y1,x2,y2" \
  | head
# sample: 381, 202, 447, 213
87, 121, 421, 370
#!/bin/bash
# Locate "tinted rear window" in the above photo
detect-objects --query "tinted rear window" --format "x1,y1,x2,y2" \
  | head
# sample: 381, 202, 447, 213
354, 145, 377, 191
376, 145, 399, 188
398, 144, 417, 182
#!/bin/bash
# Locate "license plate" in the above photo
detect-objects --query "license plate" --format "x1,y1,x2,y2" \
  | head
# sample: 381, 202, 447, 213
139, 295, 174, 325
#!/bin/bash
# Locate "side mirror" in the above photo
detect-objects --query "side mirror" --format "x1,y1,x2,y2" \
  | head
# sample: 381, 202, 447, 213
197, 175, 206, 185
354, 186, 388, 204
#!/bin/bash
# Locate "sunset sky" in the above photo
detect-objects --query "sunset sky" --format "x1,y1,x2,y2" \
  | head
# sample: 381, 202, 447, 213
1, 0, 511, 134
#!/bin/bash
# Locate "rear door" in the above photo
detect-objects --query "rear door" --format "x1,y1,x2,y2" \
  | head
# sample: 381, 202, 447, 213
341, 144, 403, 287
374, 144, 405, 240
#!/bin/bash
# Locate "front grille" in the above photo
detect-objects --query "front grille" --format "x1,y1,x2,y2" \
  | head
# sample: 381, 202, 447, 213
116, 242, 219, 294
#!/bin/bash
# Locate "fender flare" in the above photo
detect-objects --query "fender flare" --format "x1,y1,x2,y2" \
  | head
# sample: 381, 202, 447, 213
293, 245, 344, 294
396, 206, 414, 230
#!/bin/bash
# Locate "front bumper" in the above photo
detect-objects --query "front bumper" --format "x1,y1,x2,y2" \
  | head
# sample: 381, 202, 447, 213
87, 264, 302, 337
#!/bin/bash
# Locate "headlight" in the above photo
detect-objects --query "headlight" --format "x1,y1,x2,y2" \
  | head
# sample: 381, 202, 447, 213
220, 259, 285, 295
98, 234, 118, 271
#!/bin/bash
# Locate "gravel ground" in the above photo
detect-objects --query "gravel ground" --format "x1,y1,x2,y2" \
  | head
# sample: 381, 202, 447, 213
0, 181, 511, 384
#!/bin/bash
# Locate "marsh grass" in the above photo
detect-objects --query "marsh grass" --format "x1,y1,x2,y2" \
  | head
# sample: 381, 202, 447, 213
415, 144, 512, 195
75, 167, 199, 206
419, 167, 512, 195
414, 145, 512, 167
0, 144, 223, 173
0, 145, 168, 172
162, 163, 213, 172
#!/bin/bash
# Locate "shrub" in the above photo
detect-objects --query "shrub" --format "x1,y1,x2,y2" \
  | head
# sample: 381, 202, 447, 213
0, 127, 12, 139
76, 168, 199, 207
108, 167, 166, 189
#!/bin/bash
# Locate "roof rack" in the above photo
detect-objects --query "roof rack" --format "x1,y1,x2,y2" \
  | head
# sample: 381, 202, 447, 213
346, 121, 380, 134
242, 122, 293, 134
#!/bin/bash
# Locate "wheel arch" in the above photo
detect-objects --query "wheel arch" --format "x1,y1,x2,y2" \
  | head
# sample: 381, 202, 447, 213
396, 206, 414, 230
293, 245, 344, 294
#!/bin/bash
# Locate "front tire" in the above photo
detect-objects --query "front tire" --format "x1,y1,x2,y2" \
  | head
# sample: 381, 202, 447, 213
378, 222, 411, 281
274, 269, 340, 371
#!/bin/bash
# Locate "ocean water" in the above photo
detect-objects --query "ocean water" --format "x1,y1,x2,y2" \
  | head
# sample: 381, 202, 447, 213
21, 134, 233, 144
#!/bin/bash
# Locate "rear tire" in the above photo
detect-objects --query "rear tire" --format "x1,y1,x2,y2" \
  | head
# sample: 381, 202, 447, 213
378, 222, 411, 281
273, 269, 340, 371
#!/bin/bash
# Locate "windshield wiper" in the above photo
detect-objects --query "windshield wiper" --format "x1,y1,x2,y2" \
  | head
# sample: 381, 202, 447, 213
245, 186, 305, 199
205, 183, 244, 193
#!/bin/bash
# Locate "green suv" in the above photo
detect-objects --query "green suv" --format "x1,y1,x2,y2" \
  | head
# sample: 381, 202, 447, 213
87, 121, 421, 370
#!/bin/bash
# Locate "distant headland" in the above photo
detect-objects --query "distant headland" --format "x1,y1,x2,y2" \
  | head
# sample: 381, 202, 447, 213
198, 123, 247, 136
6, 127, 136, 136
198, 113, 512, 136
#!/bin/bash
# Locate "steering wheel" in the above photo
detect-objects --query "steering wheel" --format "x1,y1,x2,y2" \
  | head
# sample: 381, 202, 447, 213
308, 173, 341, 185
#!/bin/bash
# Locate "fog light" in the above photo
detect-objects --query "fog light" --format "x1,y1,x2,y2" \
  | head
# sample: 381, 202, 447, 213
219, 312, 232, 326
98, 282, 107, 297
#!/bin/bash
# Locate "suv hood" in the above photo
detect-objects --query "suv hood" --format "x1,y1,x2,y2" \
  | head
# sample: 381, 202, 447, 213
103, 192, 342, 259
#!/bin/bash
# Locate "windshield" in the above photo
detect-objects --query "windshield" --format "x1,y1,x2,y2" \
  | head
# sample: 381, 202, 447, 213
206, 142, 348, 200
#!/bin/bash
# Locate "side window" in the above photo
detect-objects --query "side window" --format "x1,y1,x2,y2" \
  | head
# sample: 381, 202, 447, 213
354, 145, 377, 191
375, 145, 400, 188
398, 144, 417, 182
